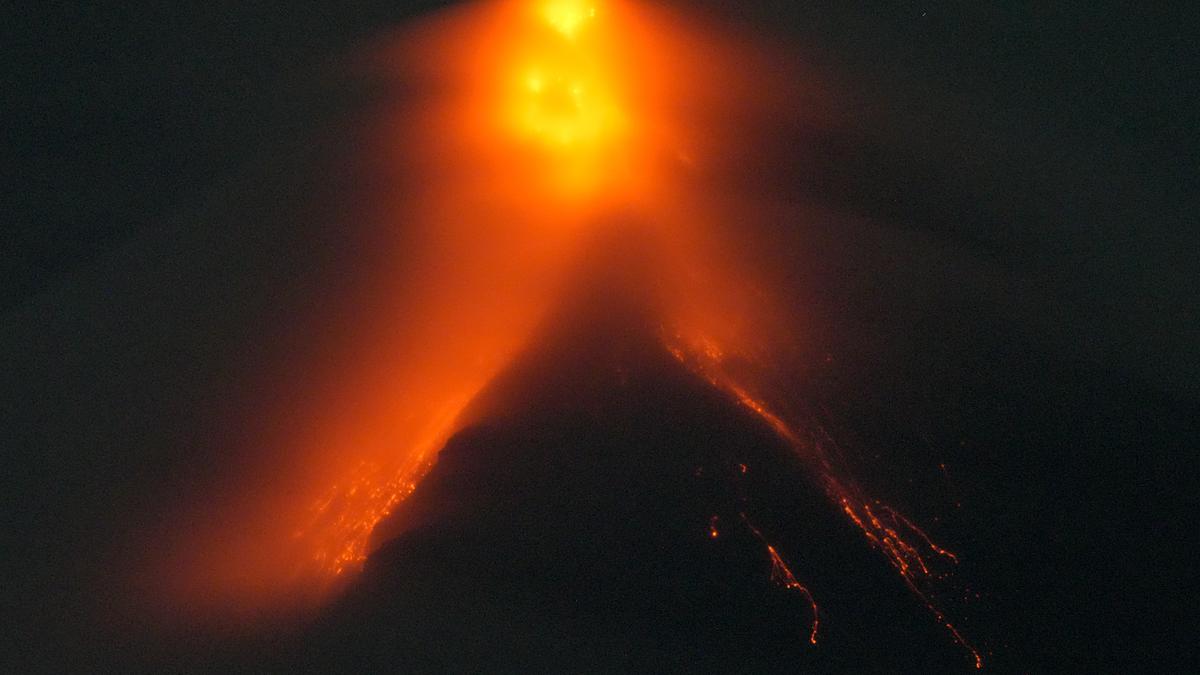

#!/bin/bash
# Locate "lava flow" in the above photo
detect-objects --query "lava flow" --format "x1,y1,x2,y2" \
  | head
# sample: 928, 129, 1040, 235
671, 336, 984, 668
151, 1, 983, 667
739, 511, 821, 646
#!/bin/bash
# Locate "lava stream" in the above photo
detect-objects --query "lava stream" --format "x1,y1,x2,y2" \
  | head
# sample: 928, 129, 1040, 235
668, 332, 983, 668
739, 511, 821, 646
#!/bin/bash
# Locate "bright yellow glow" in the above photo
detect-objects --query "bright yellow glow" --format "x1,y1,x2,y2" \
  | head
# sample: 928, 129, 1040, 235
515, 67, 623, 147
542, 1, 597, 39
502, 1, 634, 198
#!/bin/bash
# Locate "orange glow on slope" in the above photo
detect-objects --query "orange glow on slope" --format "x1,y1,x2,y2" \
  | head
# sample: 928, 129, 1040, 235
145, 1, 984, 665
295, 389, 477, 576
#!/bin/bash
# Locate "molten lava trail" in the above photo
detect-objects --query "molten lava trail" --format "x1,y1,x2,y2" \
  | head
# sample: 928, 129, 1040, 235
669, 334, 983, 668
739, 511, 821, 646
155, 1, 984, 667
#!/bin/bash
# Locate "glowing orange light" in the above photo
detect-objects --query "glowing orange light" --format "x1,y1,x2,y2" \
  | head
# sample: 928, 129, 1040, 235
502, 0, 637, 199
541, 0, 598, 39
144, 2, 985, 668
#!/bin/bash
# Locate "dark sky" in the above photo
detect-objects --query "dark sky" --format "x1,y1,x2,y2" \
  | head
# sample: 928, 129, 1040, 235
7, 0, 1197, 394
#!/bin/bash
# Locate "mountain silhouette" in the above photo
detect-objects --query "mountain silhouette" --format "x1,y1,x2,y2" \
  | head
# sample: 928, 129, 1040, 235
283, 226, 979, 672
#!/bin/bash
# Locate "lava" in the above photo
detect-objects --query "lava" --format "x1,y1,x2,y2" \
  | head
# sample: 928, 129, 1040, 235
151, 0, 984, 667
741, 512, 820, 646
669, 334, 984, 668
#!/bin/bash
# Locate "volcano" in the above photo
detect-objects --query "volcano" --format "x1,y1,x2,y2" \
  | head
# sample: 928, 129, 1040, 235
283, 229, 979, 672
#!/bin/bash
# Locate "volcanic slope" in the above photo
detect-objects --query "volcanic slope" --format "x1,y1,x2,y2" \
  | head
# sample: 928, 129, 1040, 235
290, 232, 978, 672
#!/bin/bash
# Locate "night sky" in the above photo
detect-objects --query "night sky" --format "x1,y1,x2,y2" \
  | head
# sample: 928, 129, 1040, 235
5, 1, 1198, 671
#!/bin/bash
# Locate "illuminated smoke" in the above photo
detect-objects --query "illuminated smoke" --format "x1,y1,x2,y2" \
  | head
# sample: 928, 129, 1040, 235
151, 1, 982, 667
